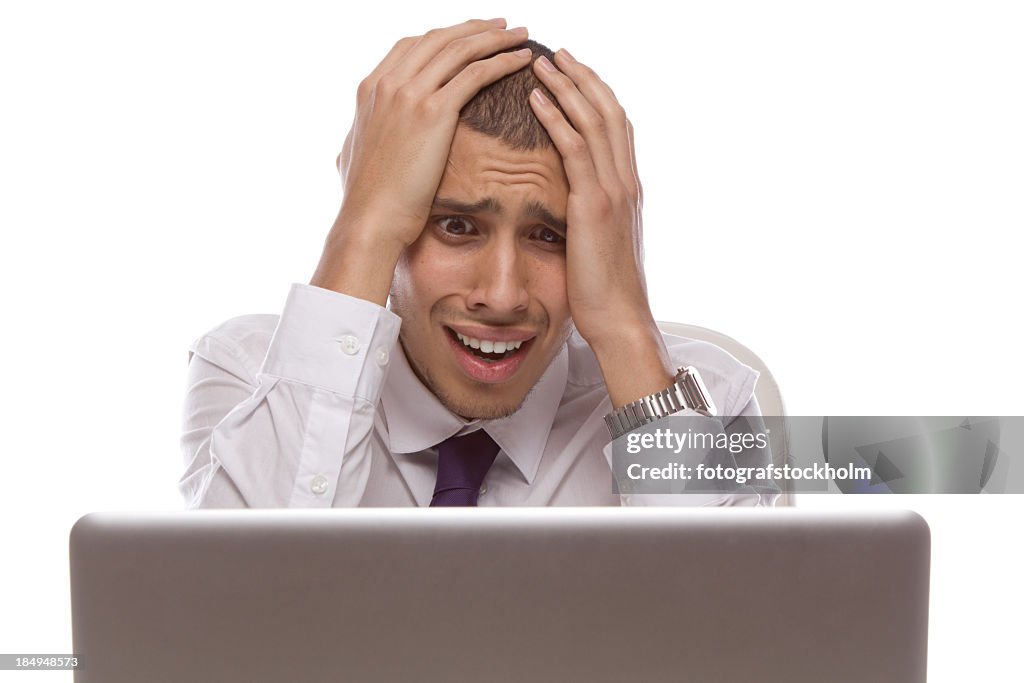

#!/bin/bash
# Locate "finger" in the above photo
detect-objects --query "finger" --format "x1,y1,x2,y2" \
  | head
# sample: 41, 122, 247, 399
551, 50, 639, 201
434, 48, 535, 110
556, 49, 620, 104
357, 35, 419, 104
625, 118, 644, 207
532, 55, 621, 191
528, 87, 603, 198
625, 118, 644, 253
411, 27, 531, 94
383, 18, 510, 86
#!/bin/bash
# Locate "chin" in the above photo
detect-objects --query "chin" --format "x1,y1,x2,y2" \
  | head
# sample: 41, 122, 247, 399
435, 387, 529, 421
400, 332, 539, 420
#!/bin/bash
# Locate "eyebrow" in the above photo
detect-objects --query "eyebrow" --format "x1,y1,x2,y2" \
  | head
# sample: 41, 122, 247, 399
432, 196, 568, 235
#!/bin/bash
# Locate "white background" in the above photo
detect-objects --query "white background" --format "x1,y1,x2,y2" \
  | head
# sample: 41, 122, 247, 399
1, 0, 1021, 680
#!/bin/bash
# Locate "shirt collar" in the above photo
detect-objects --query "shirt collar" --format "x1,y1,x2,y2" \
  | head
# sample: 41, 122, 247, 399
381, 340, 569, 485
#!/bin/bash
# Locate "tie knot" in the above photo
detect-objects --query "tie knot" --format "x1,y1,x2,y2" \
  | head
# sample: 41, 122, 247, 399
430, 430, 500, 507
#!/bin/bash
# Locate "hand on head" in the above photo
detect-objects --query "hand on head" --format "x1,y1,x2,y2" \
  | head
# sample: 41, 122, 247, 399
314, 19, 534, 306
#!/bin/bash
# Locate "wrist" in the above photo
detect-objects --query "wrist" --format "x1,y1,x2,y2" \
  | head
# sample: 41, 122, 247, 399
604, 366, 718, 440
332, 198, 425, 250
310, 208, 407, 307
329, 202, 413, 254
586, 311, 662, 360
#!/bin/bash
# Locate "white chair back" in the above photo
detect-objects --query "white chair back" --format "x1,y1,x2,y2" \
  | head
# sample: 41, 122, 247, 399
657, 321, 794, 506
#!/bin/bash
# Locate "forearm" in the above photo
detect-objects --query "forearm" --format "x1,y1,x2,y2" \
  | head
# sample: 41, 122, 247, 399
589, 316, 676, 409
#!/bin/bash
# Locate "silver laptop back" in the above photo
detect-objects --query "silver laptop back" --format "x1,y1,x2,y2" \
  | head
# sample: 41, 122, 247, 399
70, 508, 929, 682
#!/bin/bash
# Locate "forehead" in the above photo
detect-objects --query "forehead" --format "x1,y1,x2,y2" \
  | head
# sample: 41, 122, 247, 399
438, 125, 569, 208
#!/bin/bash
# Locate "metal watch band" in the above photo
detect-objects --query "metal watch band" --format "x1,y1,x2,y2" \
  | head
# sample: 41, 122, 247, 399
603, 366, 717, 441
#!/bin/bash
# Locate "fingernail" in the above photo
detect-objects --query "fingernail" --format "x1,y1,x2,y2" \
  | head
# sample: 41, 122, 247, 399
537, 55, 556, 72
531, 88, 550, 106
508, 26, 528, 35
488, 17, 506, 25
558, 48, 576, 63
514, 48, 532, 57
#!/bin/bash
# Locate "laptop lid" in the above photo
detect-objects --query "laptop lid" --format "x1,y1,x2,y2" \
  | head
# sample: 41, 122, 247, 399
69, 508, 929, 682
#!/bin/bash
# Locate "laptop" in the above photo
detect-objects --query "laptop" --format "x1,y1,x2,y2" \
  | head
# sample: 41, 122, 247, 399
69, 508, 929, 682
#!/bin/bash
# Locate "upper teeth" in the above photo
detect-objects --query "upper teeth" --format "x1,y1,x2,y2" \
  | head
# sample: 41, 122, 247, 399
455, 332, 524, 353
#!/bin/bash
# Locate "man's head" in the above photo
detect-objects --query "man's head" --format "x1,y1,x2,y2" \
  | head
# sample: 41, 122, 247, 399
457, 40, 566, 150
389, 40, 574, 420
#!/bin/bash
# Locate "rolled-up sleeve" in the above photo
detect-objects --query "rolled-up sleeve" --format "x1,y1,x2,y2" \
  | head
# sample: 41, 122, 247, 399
602, 395, 779, 507
600, 334, 781, 508
178, 283, 402, 509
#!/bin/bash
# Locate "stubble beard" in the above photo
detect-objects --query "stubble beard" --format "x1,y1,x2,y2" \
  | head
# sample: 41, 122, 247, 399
397, 333, 536, 421
388, 291, 569, 421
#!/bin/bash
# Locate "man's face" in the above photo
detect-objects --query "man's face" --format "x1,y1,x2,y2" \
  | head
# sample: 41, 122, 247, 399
390, 124, 572, 420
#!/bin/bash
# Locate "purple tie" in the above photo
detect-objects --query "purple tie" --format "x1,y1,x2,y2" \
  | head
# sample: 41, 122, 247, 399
430, 429, 500, 507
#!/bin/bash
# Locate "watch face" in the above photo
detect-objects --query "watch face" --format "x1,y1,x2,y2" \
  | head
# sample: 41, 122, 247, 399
679, 366, 717, 418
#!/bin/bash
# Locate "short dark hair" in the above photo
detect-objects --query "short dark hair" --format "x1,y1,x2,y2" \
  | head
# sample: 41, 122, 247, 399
458, 39, 568, 151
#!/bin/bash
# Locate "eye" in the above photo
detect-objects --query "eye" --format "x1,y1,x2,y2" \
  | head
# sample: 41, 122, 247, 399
531, 226, 566, 246
436, 216, 477, 237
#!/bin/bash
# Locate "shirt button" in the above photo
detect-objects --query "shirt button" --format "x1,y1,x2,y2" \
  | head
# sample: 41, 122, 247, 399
374, 346, 390, 367
338, 335, 360, 355
310, 474, 329, 496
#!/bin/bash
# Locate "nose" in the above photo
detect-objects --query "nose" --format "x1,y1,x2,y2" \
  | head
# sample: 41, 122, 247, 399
465, 235, 530, 316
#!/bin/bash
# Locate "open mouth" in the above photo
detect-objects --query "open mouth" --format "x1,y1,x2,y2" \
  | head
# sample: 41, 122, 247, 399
443, 325, 537, 384
445, 327, 528, 363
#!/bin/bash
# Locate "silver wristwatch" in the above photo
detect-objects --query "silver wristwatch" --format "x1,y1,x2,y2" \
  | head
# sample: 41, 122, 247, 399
604, 365, 717, 440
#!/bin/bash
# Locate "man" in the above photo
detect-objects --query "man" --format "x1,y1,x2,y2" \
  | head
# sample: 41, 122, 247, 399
179, 18, 777, 508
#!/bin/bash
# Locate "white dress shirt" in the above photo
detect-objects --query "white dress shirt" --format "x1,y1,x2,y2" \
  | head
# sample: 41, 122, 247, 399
179, 283, 777, 508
